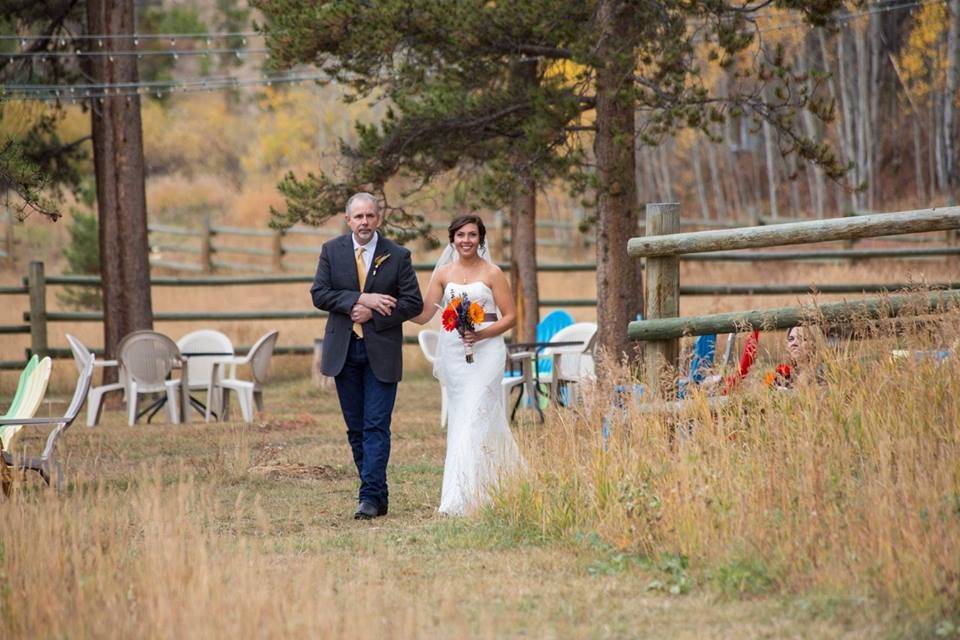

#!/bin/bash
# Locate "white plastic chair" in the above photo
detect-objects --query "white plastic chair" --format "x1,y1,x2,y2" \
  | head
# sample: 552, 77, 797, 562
118, 331, 185, 425
177, 330, 234, 419
206, 330, 279, 423
540, 322, 598, 406
0, 356, 52, 452
65, 333, 126, 427
417, 330, 448, 429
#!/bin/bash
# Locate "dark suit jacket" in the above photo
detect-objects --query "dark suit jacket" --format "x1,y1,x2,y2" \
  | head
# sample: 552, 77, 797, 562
311, 233, 423, 383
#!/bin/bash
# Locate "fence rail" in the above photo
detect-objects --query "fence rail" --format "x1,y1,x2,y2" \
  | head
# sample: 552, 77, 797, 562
627, 290, 960, 341
628, 207, 960, 258
630, 204, 960, 398
142, 209, 958, 274
3, 203, 959, 371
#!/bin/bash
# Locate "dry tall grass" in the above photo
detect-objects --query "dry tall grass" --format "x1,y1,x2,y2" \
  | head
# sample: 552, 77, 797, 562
491, 311, 960, 627
1, 375, 883, 639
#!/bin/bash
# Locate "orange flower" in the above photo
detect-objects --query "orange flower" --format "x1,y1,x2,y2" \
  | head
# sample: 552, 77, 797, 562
467, 302, 485, 325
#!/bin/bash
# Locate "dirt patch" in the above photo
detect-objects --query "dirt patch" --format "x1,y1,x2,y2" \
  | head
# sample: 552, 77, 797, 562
256, 414, 320, 432
246, 461, 344, 481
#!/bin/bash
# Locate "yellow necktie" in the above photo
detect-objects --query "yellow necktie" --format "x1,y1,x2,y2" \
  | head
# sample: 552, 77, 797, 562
353, 247, 367, 338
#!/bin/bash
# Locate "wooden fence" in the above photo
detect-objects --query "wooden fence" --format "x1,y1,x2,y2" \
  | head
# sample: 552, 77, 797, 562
628, 205, 960, 397
143, 210, 955, 274
3, 232, 960, 370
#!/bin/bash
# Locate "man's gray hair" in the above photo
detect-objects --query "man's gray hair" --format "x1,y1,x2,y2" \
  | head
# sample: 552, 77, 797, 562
345, 192, 379, 216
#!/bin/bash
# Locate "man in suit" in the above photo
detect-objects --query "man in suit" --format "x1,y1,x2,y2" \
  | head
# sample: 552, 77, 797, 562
311, 193, 423, 520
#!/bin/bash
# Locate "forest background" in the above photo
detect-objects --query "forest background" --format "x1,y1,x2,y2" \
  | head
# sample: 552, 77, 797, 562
2, 0, 958, 272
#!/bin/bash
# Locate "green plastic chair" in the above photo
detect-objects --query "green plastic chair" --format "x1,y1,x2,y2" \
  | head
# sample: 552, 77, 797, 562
1, 356, 52, 451
3, 355, 38, 420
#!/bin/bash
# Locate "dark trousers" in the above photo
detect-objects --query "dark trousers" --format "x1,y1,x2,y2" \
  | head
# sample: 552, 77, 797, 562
334, 336, 397, 510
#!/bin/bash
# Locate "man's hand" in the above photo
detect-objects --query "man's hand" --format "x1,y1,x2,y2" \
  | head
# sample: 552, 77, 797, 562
351, 304, 373, 323
358, 292, 397, 316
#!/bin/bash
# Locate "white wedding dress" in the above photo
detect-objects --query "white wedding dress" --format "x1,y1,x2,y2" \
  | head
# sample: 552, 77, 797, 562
434, 281, 523, 515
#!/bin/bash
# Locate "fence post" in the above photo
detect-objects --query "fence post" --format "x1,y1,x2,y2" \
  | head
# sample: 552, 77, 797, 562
643, 203, 680, 399
948, 227, 960, 268
272, 228, 284, 272
27, 261, 47, 357
200, 215, 213, 273
4, 210, 13, 266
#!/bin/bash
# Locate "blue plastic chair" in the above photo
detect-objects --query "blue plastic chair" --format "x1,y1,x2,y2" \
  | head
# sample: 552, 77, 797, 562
678, 334, 717, 399
536, 310, 575, 375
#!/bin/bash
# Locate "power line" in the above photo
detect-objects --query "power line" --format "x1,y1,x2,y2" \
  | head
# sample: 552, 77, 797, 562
2, 72, 326, 101
1, 0, 944, 102
0, 31, 260, 42
0, 47, 269, 60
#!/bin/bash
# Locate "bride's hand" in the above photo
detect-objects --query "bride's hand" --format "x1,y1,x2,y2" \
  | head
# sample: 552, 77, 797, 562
463, 329, 484, 345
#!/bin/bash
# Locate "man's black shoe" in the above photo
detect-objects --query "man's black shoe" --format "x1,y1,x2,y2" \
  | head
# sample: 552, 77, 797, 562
377, 502, 388, 517
354, 501, 378, 520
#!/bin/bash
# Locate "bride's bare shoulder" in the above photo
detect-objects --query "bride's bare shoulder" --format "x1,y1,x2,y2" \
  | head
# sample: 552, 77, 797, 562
433, 262, 453, 285
485, 261, 506, 279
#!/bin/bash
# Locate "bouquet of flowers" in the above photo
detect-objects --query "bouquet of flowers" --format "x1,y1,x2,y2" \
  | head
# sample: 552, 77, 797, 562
439, 292, 486, 363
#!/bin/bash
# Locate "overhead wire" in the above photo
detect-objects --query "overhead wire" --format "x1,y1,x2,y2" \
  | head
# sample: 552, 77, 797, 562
1, 0, 945, 102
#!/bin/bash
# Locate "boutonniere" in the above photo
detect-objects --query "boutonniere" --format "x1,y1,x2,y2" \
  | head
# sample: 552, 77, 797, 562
371, 253, 391, 276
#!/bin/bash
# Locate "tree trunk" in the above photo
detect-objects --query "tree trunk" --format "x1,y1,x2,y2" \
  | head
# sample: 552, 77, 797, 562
507, 59, 540, 343
853, 19, 870, 210
594, 0, 641, 364
691, 135, 710, 219
868, 13, 882, 209
913, 115, 927, 204
658, 142, 674, 201
761, 83, 779, 219
509, 180, 539, 343
842, 29, 863, 211
832, 28, 859, 211
706, 142, 727, 220
934, 93, 946, 193
787, 154, 802, 216
945, 0, 960, 188
87, 0, 153, 377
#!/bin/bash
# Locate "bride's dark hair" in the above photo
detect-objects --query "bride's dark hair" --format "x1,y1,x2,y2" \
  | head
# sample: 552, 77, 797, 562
447, 214, 486, 246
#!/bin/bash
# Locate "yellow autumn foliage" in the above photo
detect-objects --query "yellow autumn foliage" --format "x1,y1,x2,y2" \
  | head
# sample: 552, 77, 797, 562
898, 2, 949, 104
141, 94, 246, 178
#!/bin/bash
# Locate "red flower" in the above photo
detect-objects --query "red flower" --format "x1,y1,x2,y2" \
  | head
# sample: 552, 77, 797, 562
441, 307, 458, 331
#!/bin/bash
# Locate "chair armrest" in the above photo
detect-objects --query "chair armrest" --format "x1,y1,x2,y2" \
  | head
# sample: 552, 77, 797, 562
508, 351, 536, 361
0, 416, 68, 426
210, 356, 248, 367
92, 359, 118, 368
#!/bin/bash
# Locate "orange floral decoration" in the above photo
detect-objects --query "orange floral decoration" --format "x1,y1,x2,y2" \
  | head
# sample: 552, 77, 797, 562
467, 302, 485, 325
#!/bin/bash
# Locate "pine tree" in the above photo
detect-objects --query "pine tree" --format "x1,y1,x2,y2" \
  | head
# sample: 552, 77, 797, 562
254, 0, 850, 358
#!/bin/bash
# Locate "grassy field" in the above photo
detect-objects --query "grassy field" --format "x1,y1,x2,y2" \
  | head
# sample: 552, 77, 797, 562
3, 323, 958, 638
1, 258, 958, 637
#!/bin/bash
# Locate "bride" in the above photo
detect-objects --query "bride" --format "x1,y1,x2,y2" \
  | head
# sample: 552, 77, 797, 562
411, 214, 523, 515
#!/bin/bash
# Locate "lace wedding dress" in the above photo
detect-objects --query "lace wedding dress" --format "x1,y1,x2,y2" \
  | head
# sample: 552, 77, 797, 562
434, 281, 522, 515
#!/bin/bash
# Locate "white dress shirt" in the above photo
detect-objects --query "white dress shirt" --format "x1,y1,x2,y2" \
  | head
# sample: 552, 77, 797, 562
352, 231, 378, 278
